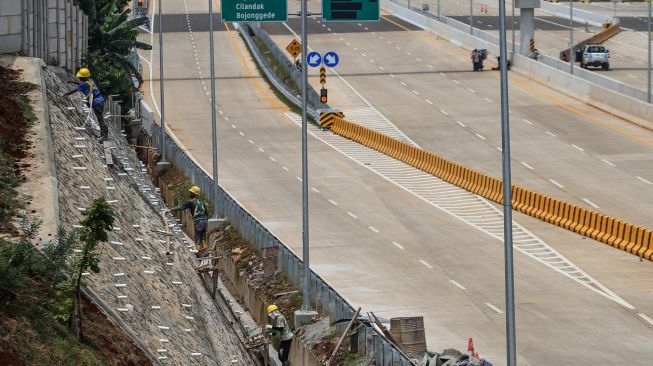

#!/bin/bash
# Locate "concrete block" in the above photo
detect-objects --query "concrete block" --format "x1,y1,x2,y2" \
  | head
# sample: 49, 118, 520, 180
0, 0, 22, 15
294, 309, 318, 328
515, 0, 541, 8
0, 34, 21, 53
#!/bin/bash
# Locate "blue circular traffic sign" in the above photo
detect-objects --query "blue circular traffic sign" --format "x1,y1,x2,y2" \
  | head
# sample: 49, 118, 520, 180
306, 51, 322, 67
323, 51, 339, 67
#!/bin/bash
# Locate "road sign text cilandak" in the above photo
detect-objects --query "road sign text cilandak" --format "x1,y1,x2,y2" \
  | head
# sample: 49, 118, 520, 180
221, 0, 287, 22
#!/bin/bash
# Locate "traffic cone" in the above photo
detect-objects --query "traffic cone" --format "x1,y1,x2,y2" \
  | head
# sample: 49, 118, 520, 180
467, 337, 475, 356
473, 351, 480, 359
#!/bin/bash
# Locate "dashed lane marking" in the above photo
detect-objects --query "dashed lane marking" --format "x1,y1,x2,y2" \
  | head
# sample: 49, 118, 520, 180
485, 303, 504, 314
347, 211, 358, 219
419, 260, 433, 269
582, 198, 600, 209
328, 199, 338, 206
392, 241, 405, 250
450, 280, 466, 290
368, 226, 380, 233
549, 179, 564, 189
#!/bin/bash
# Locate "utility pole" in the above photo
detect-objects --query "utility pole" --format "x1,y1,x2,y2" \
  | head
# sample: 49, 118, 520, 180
438, 0, 441, 19
498, 0, 516, 365
208, 0, 219, 213
511, 0, 516, 54
300, 0, 311, 314
570, 0, 574, 75
157, 0, 169, 171
646, 0, 653, 103
470, 0, 474, 34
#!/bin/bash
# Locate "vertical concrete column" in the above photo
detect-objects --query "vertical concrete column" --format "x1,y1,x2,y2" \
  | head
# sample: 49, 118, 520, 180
515, 0, 541, 56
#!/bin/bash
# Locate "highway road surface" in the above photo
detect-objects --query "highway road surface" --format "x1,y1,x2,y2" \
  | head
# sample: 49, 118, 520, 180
138, 0, 653, 364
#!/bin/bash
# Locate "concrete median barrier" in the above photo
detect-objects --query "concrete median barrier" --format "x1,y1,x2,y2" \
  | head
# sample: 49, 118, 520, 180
329, 116, 653, 261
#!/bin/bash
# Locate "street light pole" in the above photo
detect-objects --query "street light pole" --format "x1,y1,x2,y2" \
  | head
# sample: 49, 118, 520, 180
498, 1, 516, 365
470, 0, 474, 34
300, 0, 311, 312
208, 0, 219, 213
570, 0, 574, 75
646, 0, 653, 103
158, 0, 167, 162
438, 0, 441, 19
511, 0, 516, 54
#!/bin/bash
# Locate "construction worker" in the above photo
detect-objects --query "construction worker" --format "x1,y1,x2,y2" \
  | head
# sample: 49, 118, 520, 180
63, 68, 108, 141
471, 49, 482, 71
265, 304, 293, 365
165, 186, 209, 254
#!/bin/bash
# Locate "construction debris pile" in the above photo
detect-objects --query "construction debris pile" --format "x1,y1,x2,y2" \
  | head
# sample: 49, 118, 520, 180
44, 67, 256, 365
417, 338, 493, 366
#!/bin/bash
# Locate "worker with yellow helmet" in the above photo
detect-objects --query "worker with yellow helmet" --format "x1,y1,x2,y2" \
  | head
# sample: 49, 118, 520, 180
63, 67, 108, 141
165, 186, 209, 256
265, 304, 294, 365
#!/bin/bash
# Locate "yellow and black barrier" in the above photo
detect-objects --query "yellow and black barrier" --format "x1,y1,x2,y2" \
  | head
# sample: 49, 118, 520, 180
330, 116, 653, 261
320, 110, 344, 129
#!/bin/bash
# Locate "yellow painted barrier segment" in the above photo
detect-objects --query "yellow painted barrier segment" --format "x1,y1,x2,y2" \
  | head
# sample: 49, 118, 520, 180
329, 116, 653, 261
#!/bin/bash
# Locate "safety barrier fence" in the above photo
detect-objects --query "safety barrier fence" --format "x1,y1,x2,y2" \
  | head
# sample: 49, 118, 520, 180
146, 118, 414, 365
330, 116, 653, 261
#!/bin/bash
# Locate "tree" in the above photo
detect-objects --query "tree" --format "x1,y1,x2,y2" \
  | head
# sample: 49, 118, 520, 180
70, 197, 115, 340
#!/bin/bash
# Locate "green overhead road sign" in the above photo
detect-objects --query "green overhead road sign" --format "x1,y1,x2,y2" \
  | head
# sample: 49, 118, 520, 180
221, 0, 287, 22
322, 0, 380, 22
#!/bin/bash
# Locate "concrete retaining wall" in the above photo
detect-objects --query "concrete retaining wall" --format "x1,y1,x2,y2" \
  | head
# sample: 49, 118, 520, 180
382, 0, 653, 124
0, 0, 87, 71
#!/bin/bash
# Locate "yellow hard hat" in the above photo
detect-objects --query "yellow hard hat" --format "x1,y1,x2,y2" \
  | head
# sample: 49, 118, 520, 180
267, 304, 278, 314
76, 68, 91, 78
189, 186, 201, 195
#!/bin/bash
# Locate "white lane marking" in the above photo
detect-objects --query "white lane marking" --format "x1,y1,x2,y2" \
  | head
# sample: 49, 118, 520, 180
549, 179, 564, 189
353, 47, 359, 51
456, 121, 466, 128
484, 97, 493, 103
628, 73, 637, 79
239, 131, 245, 136
468, 88, 476, 93
496, 146, 502, 152
392, 241, 405, 250
475, 133, 486, 141
312, 187, 320, 193
369, 59, 375, 64
282, 166, 290, 172
582, 198, 600, 209
522, 118, 533, 125
638, 313, 653, 326
328, 199, 338, 206
450, 280, 466, 290
400, 81, 407, 86
396, 46, 401, 50
379, 65, 385, 71
248, 139, 254, 144
521, 162, 534, 170
453, 79, 461, 84
224, 116, 229, 121
346, 42, 351, 46
258, 147, 265, 152
361, 53, 367, 57
601, 159, 616, 167
390, 74, 396, 78
416, 57, 422, 62
231, 124, 236, 128
425, 99, 433, 105
419, 260, 433, 269
546, 131, 557, 137
637, 176, 653, 185
427, 64, 434, 69
412, 90, 420, 95
440, 109, 449, 116
571, 144, 585, 152
296, 176, 302, 182
368, 226, 380, 233
485, 303, 504, 314
347, 211, 358, 219
269, 157, 276, 162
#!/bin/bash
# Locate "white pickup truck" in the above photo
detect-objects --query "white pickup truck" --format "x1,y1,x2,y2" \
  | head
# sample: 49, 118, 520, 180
580, 44, 610, 70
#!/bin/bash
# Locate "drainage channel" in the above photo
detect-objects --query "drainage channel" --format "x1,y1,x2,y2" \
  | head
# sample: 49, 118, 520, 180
286, 111, 633, 309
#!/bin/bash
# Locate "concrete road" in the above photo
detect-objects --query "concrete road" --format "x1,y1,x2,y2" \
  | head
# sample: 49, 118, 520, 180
412, 0, 653, 94
138, 0, 653, 364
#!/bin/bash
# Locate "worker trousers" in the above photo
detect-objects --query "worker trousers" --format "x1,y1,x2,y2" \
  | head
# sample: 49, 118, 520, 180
278, 339, 292, 362
194, 218, 207, 248
93, 104, 108, 139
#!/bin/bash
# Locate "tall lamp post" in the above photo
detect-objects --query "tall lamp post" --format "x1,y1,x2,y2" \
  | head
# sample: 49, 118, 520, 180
208, 0, 219, 212
648, 0, 651, 103
470, 0, 474, 34
569, 0, 574, 74
300, 0, 311, 314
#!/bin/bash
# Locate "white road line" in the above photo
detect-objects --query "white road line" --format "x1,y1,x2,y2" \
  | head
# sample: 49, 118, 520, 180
419, 260, 433, 269
453, 79, 461, 84
425, 99, 433, 105
392, 241, 405, 250
456, 121, 466, 128
368, 226, 380, 233
416, 57, 422, 62
637, 176, 653, 185
440, 109, 448, 116
389, 74, 396, 78
400, 81, 407, 86
282, 166, 290, 171
521, 161, 534, 170
522, 118, 533, 125
328, 199, 338, 206
475, 133, 486, 140
248, 139, 254, 144
484, 97, 493, 103
496, 146, 502, 152
582, 198, 600, 209
468, 88, 476, 93
379, 66, 385, 70
269, 157, 276, 162
346, 42, 351, 46
312, 187, 320, 193
239, 131, 244, 136
546, 131, 557, 137
485, 303, 504, 314
412, 90, 420, 95
450, 280, 466, 290
427, 64, 434, 69
549, 179, 564, 189
369, 59, 375, 63
231, 124, 236, 128
571, 144, 585, 152
347, 211, 358, 219
601, 159, 616, 167
296, 176, 302, 182
258, 147, 264, 152
638, 313, 653, 326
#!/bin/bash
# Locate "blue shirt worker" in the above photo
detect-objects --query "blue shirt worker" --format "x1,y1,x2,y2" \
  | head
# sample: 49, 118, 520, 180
265, 304, 294, 365
165, 186, 209, 255
63, 68, 108, 140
